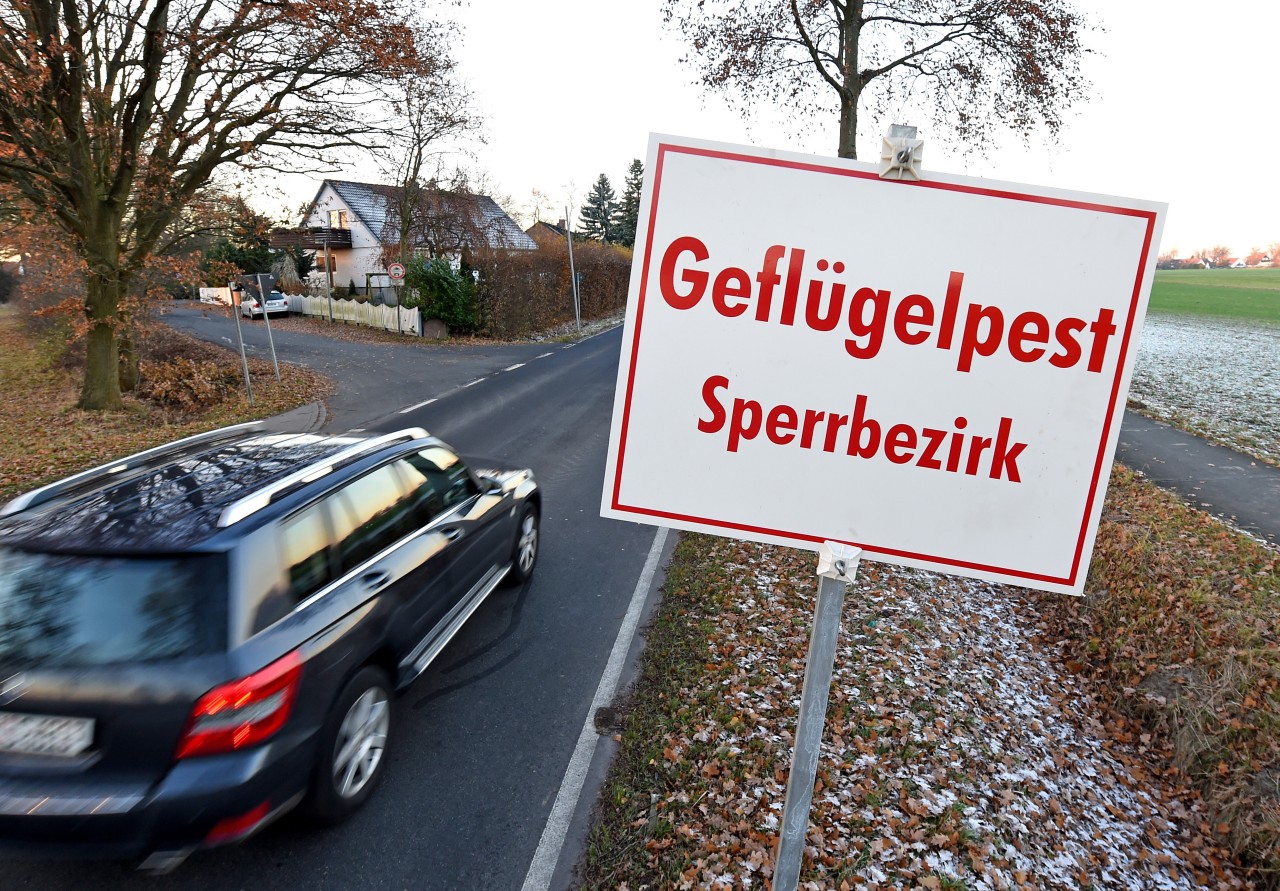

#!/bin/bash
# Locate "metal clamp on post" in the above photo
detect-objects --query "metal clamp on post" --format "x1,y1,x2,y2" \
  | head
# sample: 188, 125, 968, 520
816, 541, 862, 581
879, 124, 924, 181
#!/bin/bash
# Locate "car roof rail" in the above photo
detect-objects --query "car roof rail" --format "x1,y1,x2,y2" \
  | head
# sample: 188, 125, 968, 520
217, 427, 430, 528
0, 422, 266, 519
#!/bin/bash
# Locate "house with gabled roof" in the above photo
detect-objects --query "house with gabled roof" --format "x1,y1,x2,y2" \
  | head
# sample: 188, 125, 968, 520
273, 179, 536, 300
525, 219, 569, 248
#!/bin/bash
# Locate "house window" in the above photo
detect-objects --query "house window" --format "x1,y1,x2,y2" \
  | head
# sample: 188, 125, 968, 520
328, 210, 349, 229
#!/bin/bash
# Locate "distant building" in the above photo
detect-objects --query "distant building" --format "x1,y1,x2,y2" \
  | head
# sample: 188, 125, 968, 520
525, 219, 569, 249
272, 179, 536, 300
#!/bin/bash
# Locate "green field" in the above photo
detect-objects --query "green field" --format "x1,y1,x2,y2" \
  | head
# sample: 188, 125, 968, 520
1149, 267, 1280, 322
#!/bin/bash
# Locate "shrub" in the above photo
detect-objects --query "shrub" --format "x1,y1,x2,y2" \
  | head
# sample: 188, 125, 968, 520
139, 356, 241, 412
403, 257, 478, 334
471, 240, 631, 338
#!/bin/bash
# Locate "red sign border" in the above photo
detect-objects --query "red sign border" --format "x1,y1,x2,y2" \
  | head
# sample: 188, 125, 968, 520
609, 141, 1159, 589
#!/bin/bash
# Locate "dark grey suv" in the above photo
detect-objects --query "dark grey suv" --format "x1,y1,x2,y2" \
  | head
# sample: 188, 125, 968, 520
0, 422, 539, 869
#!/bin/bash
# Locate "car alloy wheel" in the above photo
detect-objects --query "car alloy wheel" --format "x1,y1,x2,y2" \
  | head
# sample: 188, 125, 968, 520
506, 505, 539, 585
303, 665, 392, 823
332, 686, 388, 800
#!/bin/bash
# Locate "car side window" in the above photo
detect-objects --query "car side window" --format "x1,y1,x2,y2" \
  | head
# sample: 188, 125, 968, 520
331, 464, 414, 570
278, 502, 334, 602
393, 457, 445, 528
407, 446, 479, 511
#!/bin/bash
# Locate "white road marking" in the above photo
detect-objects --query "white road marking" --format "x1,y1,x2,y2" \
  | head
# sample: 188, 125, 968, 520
398, 398, 437, 414
462, 378, 485, 388
519, 526, 669, 891
504, 363, 526, 372
536, 352, 553, 359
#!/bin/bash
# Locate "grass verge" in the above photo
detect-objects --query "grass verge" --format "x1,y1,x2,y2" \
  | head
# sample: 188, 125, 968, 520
581, 534, 776, 888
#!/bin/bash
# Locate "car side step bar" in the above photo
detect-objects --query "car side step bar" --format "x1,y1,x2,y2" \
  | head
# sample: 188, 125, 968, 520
402, 562, 511, 684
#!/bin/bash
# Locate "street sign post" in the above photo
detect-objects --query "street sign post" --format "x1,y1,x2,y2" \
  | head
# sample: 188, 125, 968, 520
602, 133, 1165, 889
255, 273, 281, 383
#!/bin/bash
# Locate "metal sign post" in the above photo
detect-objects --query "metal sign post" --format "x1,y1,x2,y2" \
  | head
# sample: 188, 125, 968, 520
388, 262, 406, 335
565, 205, 581, 332
323, 232, 335, 323
254, 273, 282, 383
773, 542, 861, 891
228, 284, 254, 406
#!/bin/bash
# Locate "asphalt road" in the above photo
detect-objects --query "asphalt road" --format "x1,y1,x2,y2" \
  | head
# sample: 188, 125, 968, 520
5, 306, 663, 890
1116, 410, 1279, 547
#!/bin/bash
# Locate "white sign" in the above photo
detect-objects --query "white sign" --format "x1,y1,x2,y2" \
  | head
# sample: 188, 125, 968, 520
198, 286, 231, 305
602, 135, 1165, 595
387, 262, 406, 281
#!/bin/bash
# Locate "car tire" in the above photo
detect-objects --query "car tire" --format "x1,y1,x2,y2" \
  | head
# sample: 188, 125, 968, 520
302, 666, 392, 825
505, 504, 539, 585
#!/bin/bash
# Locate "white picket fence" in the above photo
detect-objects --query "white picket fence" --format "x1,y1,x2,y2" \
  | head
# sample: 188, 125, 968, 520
293, 294, 421, 336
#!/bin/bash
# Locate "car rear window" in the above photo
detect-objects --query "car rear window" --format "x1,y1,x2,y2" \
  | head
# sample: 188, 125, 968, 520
0, 549, 227, 668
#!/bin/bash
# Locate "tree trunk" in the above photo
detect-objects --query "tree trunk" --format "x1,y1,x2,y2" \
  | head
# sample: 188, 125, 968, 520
838, 0, 864, 160
78, 272, 124, 410
118, 329, 139, 393
80, 318, 123, 410
838, 94, 858, 160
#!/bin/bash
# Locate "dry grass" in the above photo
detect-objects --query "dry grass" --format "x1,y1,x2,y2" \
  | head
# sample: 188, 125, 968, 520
1033, 466, 1280, 876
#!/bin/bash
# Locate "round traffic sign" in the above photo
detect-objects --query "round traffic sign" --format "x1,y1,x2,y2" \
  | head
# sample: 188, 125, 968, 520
388, 262, 406, 281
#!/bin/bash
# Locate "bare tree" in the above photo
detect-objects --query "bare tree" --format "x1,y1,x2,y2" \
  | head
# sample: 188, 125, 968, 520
524, 188, 554, 227
379, 166, 516, 272
382, 66, 482, 272
663, 0, 1094, 160
0, 0, 454, 409
1206, 245, 1232, 267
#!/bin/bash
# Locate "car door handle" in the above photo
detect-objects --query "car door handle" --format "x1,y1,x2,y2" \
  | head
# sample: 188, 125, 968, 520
360, 571, 392, 591
440, 526, 464, 541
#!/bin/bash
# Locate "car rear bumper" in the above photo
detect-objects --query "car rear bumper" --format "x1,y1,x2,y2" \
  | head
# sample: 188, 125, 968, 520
0, 730, 318, 861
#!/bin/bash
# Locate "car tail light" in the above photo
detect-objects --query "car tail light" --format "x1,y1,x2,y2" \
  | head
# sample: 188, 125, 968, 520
176, 652, 303, 759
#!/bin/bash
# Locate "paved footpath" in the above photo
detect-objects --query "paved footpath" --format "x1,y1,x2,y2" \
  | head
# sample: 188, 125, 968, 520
1117, 409, 1280, 547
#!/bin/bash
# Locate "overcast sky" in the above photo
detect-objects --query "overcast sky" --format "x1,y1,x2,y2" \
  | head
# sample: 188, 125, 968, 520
269, 1, 1278, 258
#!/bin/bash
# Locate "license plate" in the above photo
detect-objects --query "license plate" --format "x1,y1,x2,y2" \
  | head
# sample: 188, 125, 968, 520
0, 711, 94, 757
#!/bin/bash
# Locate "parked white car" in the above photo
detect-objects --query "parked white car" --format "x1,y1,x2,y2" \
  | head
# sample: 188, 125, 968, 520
240, 290, 289, 319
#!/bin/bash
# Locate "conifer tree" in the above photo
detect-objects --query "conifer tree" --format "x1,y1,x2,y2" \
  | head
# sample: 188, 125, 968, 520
614, 160, 644, 249
578, 173, 617, 242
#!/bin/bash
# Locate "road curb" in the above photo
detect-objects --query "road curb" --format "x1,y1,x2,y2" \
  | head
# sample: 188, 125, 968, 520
263, 400, 327, 433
